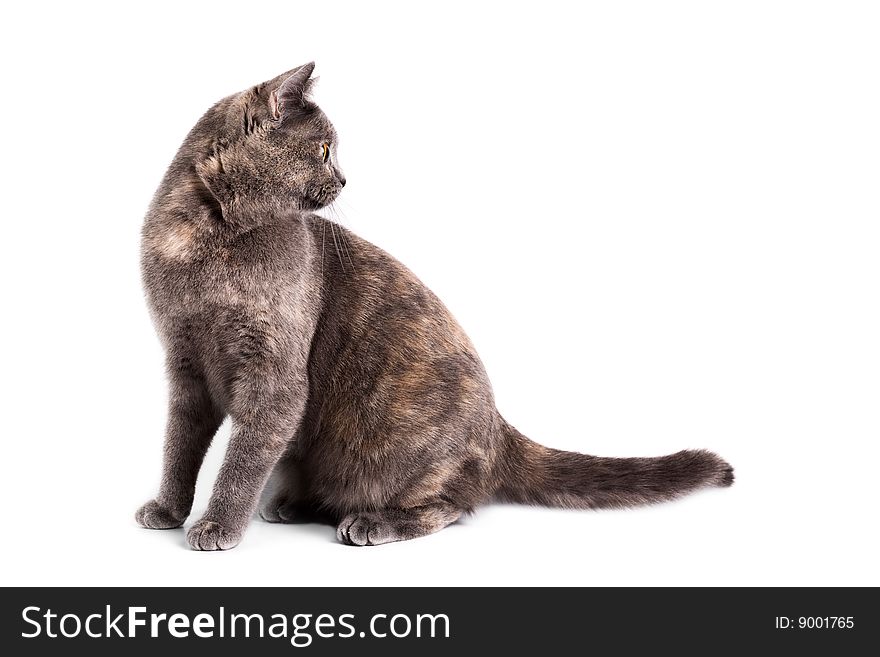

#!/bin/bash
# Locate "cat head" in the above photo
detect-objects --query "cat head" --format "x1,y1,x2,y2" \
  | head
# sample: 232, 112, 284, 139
194, 63, 345, 224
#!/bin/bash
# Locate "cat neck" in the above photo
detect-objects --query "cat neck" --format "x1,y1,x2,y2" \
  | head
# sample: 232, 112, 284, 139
143, 170, 313, 263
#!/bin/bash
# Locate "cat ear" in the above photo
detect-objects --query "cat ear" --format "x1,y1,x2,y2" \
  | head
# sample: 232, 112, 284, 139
195, 138, 235, 217
267, 62, 316, 122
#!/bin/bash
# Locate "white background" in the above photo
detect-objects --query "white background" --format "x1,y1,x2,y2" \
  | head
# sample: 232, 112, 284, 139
1, 1, 878, 587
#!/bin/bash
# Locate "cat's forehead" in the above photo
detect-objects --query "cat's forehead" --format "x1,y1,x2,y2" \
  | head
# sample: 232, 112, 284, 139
286, 108, 337, 142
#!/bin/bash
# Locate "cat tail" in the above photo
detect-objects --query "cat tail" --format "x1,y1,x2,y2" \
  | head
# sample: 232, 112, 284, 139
495, 420, 733, 510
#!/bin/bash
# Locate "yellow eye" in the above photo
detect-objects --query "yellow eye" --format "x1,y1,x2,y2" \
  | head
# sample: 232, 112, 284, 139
321, 143, 330, 163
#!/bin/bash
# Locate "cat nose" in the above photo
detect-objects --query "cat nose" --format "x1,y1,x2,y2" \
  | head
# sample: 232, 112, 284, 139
338, 175, 346, 187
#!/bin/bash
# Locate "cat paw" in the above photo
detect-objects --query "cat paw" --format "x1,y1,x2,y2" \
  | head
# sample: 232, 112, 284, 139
135, 500, 186, 529
186, 519, 242, 551
336, 512, 395, 547
259, 496, 300, 524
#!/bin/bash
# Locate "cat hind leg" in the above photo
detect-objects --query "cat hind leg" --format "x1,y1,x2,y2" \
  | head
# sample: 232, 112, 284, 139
336, 502, 462, 546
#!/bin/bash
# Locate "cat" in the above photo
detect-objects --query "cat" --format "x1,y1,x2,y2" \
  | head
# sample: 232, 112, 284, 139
136, 63, 733, 550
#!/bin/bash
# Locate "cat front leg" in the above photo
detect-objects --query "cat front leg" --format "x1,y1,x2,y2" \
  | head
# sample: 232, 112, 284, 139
186, 379, 306, 551
135, 368, 224, 529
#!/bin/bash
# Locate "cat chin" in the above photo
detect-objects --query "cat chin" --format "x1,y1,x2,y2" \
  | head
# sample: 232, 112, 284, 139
300, 194, 339, 211
298, 197, 325, 211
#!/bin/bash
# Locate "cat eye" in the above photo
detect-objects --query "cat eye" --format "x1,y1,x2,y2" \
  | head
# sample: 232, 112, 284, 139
321, 143, 330, 163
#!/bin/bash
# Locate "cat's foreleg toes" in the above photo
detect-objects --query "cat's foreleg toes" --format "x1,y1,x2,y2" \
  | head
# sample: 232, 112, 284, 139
186, 519, 242, 551
135, 499, 187, 529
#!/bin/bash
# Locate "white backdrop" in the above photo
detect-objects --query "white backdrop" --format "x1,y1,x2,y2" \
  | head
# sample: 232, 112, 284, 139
1, 1, 878, 586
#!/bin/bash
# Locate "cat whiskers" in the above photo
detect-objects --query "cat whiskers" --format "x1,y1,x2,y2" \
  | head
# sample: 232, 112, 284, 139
339, 229, 355, 273
328, 220, 346, 273
321, 220, 326, 276
324, 201, 355, 272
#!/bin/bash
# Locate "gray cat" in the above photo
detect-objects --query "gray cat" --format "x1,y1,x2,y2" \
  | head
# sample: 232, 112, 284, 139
136, 63, 733, 550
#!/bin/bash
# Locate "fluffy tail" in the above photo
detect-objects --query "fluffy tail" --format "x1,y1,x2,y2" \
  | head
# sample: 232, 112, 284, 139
496, 421, 733, 509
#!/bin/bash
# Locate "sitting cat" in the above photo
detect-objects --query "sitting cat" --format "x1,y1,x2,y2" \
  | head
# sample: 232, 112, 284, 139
136, 63, 733, 550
